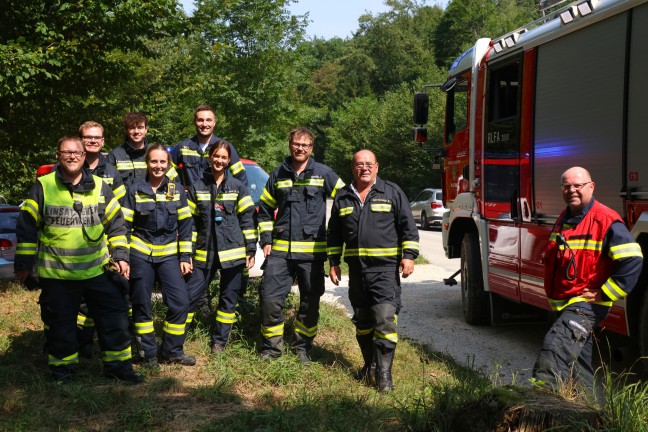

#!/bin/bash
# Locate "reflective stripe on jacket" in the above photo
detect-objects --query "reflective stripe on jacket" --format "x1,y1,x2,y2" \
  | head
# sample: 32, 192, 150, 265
544, 199, 643, 311
122, 178, 193, 263
257, 156, 344, 260
170, 136, 248, 188
87, 153, 127, 203
14, 167, 129, 279
187, 172, 256, 270
327, 177, 419, 272
107, 141, 177, 188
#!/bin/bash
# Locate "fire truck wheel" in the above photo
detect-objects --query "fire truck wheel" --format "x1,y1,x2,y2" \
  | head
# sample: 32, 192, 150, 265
461, 232, 491, 325
420, 213, 430, 231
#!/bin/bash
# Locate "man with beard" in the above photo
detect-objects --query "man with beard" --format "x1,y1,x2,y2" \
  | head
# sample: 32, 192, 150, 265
15, 136, 142, 384
257, 127, 344, 363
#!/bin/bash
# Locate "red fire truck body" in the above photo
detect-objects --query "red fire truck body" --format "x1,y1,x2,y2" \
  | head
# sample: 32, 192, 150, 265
414, 0, 648, 349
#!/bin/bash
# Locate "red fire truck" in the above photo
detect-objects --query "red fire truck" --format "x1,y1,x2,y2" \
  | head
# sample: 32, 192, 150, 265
413, 0, 648, 356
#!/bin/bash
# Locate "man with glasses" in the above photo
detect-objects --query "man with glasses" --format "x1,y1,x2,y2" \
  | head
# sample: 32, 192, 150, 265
14, 136, 142, 384
75, 121, 127, 358
257, 127, 344, 363
80, 121, 126, 202
327, 149, 419, 391
532, 166, 642, 396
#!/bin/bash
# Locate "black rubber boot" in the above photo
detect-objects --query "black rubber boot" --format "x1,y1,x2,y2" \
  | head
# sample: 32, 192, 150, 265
354, 334, 375, 385
375, 345, 395, 392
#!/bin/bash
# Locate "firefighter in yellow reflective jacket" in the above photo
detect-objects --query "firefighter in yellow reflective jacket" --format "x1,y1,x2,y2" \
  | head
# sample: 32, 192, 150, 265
186, 141, 257, 354
107, 112, 177, 188
328, 150, 419, 391
122, 144, 195, 367
257, 127, 344, 363
14, 136, 142, 384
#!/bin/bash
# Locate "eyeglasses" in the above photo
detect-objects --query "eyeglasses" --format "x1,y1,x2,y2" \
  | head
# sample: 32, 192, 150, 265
560, 182, 592, 192
291, 142, 313, 150
82, 135, 103, 141
354, 163, 376, 170
58, 150, 85, 158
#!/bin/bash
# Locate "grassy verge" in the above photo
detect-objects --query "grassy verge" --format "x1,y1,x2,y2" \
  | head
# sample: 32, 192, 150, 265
1, 277, 647, 431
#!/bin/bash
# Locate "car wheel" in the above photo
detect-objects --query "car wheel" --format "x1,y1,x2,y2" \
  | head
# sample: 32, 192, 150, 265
420, 213, 429, 231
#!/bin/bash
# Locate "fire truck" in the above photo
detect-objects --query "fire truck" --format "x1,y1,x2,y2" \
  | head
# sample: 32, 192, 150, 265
413, 0, 648, 356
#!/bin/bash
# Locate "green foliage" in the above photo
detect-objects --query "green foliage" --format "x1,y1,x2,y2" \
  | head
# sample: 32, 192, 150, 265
325, 77, 445, 197
434, 0, 537, 69
1, 0, 541, 203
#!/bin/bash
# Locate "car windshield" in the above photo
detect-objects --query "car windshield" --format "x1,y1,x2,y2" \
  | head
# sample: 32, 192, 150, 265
244, 163, 269, 204
0, 212, 18, 234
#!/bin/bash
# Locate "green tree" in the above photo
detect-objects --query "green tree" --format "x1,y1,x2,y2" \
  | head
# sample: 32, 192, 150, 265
354, 0, 443, 94
434, 0, 537, 69
0, 0, 182, 202
325, 74, 446, 197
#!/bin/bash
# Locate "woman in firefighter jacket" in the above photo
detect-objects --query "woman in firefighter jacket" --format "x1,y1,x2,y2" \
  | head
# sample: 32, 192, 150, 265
186, 140, 257, 354
121, 144, 196, 367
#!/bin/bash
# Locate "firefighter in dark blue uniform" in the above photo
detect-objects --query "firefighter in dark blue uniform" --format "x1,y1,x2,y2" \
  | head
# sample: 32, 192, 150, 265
328, 150, 419, 391
169, 105, 249, 321
169, 104, 248, 189
107, 112, 177, 188
257, 127, 344, 363
122, 144, 196, 367
186, 141, 257, 354
77, 121, 127, 358
15, 136, 142, 384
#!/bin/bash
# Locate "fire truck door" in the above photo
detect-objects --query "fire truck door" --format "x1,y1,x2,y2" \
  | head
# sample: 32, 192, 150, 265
482, 58, 523, 301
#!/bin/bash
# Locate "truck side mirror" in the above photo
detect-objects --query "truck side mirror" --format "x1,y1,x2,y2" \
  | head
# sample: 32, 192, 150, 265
413, 92, 429, 125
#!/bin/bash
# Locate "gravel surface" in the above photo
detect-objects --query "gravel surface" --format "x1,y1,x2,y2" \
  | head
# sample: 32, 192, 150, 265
321, 264, 549, 385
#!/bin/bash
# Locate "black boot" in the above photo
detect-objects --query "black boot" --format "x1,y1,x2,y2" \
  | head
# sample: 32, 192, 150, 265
354, 333, 375, 384
375, 345, 395, 392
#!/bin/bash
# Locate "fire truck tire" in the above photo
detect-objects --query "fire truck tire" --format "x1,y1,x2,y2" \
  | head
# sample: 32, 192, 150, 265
637, 290, 648, 372
420, 213, 430, 231
461, 232, 491, 325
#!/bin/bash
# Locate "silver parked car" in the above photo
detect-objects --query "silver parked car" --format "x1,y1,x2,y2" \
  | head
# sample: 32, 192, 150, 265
0, 205, 20, 280
410, 188, 446, 230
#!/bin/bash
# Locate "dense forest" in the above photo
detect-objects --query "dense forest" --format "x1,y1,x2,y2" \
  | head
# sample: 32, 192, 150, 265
0, 0, 540, 203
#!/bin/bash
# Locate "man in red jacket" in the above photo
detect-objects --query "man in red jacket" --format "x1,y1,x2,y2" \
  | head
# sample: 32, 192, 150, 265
533, 166, 642, 395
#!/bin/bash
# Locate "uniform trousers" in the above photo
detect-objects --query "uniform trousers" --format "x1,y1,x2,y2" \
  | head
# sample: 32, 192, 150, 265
533, 303, 602, 393
129, 255, 190, 358
348, 266, 401, 350
259, 256, 325, 356
187, 264, 244, 347
39, 274, 133, 380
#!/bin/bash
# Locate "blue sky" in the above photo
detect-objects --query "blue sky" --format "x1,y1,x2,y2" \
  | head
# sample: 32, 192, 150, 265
179, 0, 447, 40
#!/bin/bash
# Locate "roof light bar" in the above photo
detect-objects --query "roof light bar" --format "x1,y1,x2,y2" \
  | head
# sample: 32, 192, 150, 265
560, 6, 577, 24
577, 0, 599, 16
503, 32, 520, 48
